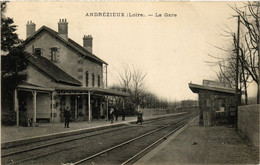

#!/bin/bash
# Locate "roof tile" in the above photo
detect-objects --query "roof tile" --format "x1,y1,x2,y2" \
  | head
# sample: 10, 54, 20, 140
28, 55, 82, 86
23, 26, 107, 65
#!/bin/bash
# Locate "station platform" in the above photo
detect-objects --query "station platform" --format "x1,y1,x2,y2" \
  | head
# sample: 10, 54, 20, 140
1, 113, 180, 144
135, 117, 259, 165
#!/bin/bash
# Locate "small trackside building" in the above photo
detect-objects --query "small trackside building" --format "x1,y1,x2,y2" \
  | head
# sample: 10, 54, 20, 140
10, 19, 129, 126
189, 80, 237, 127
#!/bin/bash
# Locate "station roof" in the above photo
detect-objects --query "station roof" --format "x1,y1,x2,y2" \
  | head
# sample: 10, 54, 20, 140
18, 82, 55, 92
22, 26, 107, 65
189, 83, 236, 94
28, 55, 82, 86
17, 83, 129, 97
55, 86, 130, 97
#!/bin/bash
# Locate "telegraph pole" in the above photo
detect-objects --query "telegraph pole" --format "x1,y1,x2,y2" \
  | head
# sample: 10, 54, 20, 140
235, 15, 240, 130
258, 26, 260, 104
258, 3, 260, 104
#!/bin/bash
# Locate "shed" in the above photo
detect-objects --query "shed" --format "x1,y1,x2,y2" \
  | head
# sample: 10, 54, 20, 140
189, 80, 237, 127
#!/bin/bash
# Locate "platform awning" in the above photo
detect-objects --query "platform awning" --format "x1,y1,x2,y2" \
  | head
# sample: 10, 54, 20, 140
189, 83, 236, 94
17, 83, 55, 92
55, 86, 130, 97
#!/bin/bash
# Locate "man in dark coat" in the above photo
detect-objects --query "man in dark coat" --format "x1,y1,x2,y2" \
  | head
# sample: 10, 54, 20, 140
136, 112, 143, 125
115, 107, 119, 121
64, 106, 71, 128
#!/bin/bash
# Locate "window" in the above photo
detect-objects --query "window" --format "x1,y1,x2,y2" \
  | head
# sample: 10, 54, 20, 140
78, 68, 83, 72
78, 75, 83, 80
98, 75, 100, 87
50, 47, 58, 62
92, 73, 95, 87
34, 48, 41, 56
85, 71, 89, 87
78, 60, 83, 65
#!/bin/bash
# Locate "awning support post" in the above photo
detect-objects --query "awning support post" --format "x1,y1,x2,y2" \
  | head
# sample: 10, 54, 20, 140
106, 96, 109, 121
99, 97, 102, 119
75, 96, 78, 119
32, 91, 37, 127
51, 92, 54, 122
88, 91, 91, 122
14, 89, 19, 127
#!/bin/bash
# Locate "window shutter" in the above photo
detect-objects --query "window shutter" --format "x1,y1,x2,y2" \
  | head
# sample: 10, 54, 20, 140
49, 48, 52, 59
56, 48, 60, 62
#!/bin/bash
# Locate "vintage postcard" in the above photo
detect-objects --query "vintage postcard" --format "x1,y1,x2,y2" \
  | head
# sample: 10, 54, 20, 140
1, 1, 259, 165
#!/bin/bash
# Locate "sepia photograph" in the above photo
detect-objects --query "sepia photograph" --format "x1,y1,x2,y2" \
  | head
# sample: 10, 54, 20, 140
1, 1, 259, 164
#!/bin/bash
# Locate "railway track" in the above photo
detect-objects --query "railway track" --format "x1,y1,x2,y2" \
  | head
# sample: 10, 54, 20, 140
71, 113, 197, 165
1, 112, 198, 165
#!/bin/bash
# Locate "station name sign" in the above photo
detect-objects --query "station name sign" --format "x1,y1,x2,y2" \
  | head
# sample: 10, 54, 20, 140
85, 12, 177, 18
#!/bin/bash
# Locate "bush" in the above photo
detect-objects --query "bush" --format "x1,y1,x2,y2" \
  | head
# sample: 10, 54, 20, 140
2, 110, 16, 126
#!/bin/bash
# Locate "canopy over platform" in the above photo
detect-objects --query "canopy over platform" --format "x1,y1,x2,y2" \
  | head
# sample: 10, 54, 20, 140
55, 86, 130, 97
18, 82, 55, 92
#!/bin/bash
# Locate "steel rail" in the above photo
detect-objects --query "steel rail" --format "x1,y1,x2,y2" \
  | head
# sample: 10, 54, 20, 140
71, 115, 193, 165
3, 126, 134, 165
121, 116, 198, 165
3, 115, 182, 165
2, 125, 130, 158
2, 114, 180, 157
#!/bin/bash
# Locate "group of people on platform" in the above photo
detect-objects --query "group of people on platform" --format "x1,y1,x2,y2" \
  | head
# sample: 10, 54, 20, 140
108, 106, 143, 124
63, 105, 143, 127
108, 106, 125, 123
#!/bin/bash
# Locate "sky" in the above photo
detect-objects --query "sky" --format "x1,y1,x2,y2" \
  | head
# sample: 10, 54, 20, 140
5, 1, 257, 101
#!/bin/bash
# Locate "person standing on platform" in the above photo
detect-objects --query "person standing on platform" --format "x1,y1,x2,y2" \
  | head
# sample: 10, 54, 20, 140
64, 106, 71, 128
110, 106, 115, 124
136, 106, 143, 125
115, 107, 119, 121
136, 112, 143, 125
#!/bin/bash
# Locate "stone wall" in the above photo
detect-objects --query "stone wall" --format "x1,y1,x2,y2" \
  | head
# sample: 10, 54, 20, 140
198, 90, 236, 127
238, 105, 259, 148
25, 31, 103, 88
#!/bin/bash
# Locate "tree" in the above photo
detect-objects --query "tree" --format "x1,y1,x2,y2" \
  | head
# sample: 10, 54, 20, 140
111, 62, 170, 113
116, 62, 147, 109
1, 46, 29, 125
231, 2, 259, 104
1, 1, 21, 52
131, 65, 147, 106
208, 2, 259, 104
1, 2, 29, 125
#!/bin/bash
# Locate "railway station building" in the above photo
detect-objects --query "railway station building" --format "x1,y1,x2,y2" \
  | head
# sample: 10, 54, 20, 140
9, 19, 129, 126
189, 80, 237, 127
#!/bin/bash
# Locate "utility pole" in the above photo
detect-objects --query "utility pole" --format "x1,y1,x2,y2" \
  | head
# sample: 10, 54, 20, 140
235, 15, 240, 130
258, 2, 260, 104
258, 25, 260, 104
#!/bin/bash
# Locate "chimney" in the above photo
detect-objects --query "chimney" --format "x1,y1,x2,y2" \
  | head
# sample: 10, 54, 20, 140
26, 21, 36, 38
83, 35, 93, 53
58, 19, 68, 41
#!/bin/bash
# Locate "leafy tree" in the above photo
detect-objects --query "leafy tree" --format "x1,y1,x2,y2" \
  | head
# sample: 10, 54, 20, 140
1, 2, 29, 125
1, 2, 21, 52
1, 47, 29, 125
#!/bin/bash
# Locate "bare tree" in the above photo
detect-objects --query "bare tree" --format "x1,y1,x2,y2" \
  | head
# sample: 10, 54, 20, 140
118, 63, 132, 93
207, 2, 259, 104
114, 62, 147, 109
132, 65, 147, 106
230, 2, 259, 103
